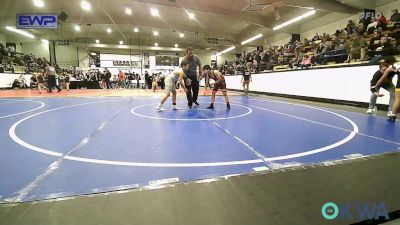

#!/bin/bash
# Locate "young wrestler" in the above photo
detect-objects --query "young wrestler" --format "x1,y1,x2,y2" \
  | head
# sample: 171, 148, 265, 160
156, 62, 190, 111
241, 68, 252, 95
203, 65, 230, 111
373, 60, 400, 122
36, 70, 45, 94
367, 62, 395, 115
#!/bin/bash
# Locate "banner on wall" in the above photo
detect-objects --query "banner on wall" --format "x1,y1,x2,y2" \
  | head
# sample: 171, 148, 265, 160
143, 53, 149, 69
360, 9, 376, 20
155, 55, 179, 66
112, 61, 141, 68
17, 14, 58, 29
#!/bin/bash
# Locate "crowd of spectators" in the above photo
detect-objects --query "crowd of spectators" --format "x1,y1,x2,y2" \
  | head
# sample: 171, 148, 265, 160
0, 41, 174, 91
3, 10, 400, 84
0, 43, 53, 74
220, 10, 400, 75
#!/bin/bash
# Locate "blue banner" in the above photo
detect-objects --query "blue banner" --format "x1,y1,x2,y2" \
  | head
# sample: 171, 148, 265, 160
17, 14, 58, 29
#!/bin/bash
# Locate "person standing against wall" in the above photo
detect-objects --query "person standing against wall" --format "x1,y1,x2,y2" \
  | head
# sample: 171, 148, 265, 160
181, 47, 202, 109
104, 68, 112, 89
241, 68, 252, 95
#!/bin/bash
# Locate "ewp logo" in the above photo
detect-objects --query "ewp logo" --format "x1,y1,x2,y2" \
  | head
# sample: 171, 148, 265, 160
17, 14, 58, 29
322, 202, 389, 221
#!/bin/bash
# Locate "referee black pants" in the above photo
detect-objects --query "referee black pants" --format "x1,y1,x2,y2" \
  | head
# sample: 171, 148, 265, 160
185, 80, 199, 107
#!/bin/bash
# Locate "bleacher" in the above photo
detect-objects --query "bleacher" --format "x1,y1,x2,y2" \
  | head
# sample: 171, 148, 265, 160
222, 17, 400, 75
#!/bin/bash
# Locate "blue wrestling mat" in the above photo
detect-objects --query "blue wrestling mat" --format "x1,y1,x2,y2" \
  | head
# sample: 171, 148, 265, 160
0, 96, 399, 202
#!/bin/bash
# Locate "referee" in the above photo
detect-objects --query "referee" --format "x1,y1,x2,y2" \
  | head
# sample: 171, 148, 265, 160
181, 47, 202, 109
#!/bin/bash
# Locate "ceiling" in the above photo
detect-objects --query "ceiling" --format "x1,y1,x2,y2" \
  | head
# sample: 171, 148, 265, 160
0, 0, 369, 51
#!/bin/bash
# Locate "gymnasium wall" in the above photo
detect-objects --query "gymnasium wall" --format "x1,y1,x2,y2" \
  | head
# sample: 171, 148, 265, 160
196, 50, 237, 67
20, 41, 50, 60
204, 65, 397, 106
0, 34, 6, 45
54, 44, 89, 68
264, 33, 291, 47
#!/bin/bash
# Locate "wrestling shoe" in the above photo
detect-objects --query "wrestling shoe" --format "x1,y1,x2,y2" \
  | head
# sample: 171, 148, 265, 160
156, 105, 165, 111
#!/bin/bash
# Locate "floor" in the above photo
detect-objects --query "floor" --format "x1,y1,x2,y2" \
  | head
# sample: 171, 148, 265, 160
0, 90, 399, 204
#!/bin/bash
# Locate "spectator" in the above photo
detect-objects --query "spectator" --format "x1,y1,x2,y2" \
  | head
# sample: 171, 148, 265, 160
104, 68, 112, 89
366, 18, 379, 34
377, 36, 394, 56
347, 33, 367, 62
303, 38, 310, 46
390, 9, 400, 22
300, 55, 312, 69
30, 74, 38, 88
368, 31, 382, 50
241, 68, 252, 94
118, 70, 125, 88
36, 71, 45, 94
370, 36, 395, 64
246, 53, 254, 72
346, 20, 357, 35
5, 61, 14, 73
357, 23, 366, 35
377, 12, 388, 30
145, 71, 151, 89
17, 74, 27, 88
6, 45, 15, 57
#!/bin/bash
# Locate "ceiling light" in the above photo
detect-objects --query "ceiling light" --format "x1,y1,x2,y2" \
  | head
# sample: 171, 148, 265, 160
216, 46, 235, 56
179, 33, 184, 38
174, 44, 178, 48
107, 28, 112, 33
41, 39, 49, 44
95, 40, 99, 43
273, 10, 316, 31
5, 26, 35, 38
154, 43, 158, 47
153, 31, 159, 36
74, 25, 81, 31
133, 27, 139, 32
125, 8, 132, 15
150, 8, 159, 17
33, 0, 44, 7
241, 34, 263, 45
188, 12, 195, 20
81, 1, 91, 11
90, 52, 97, 56
119, 41, 123, 45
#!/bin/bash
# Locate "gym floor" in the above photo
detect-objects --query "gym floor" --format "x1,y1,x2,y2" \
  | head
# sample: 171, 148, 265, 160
0, 89, 399, 225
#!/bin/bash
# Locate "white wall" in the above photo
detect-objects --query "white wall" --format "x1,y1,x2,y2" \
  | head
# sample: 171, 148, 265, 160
0, 73, 32, 88
217, 65, 397, 105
